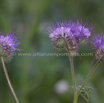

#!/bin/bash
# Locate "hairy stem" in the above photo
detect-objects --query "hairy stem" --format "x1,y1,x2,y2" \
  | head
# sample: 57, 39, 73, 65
69, 56, 78, 103
65, 39, 77, 102
77, 56, 104, 95
74, 92, 78, 103
69, 56, 77, 94
1, 57, 19, 103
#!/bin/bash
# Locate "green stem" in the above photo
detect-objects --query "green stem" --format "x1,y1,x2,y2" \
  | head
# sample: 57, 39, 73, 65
69, 56, 78, 103
65, 39, 78, 103
1, 57, 20, 103
74, 92, 78, 103
69, 56, 77, 94
77, 56, 104, 95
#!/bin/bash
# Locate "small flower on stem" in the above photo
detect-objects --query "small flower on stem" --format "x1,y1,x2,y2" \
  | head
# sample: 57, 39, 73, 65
46, 20, 94, 103
0, 31, 21, 103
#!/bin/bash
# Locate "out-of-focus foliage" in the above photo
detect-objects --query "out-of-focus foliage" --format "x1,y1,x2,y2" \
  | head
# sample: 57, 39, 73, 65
76, 85, 94, 102
0, 0, 104, 103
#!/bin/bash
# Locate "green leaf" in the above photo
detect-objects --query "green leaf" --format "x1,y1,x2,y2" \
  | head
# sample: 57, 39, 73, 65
77, 85, 94, 102
71, 85, 93, 102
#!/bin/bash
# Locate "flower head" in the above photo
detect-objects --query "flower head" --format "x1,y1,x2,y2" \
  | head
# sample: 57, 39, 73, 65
0, 31, 21, 61
91, 33, 104, 59
46, 20, 93, 56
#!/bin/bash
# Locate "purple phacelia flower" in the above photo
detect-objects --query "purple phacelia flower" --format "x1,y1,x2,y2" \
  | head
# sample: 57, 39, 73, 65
46, 20, 93, 56
91, 33, 104, 59
0, 31, 21, 61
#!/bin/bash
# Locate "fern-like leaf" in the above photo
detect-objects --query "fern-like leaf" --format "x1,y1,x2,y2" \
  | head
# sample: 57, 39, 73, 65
77, 85, 94, 102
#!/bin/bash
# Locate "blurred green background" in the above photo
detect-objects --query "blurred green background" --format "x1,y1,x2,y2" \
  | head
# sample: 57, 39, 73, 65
0, 0, 104, 103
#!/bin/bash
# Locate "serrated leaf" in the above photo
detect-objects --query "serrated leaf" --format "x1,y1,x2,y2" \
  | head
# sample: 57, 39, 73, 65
77, 85, 94, 102
70, 85, 94, 102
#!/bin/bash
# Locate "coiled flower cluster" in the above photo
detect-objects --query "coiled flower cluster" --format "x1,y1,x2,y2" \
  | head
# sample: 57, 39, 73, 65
91, 34, 104, 59
0, 32, 21, 61
46, 20, 93, 56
